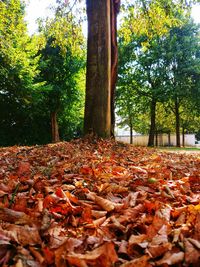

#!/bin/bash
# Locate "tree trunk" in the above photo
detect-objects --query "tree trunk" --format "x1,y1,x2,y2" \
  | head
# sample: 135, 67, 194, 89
168, 131, 171, 146
182, 127, 185, 147
84, 0, 120, 138
148, 99, 156, 147
155, 131, 158, 147
130, 122, 133, 144
175, 97, 180, 147
160, 133, 164, 147
51, 111, 60, 143
110, 0, 120, 137
84, 0, 111, 137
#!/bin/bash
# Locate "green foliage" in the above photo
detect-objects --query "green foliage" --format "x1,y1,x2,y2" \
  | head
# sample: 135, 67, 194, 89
120, 0, 191, 47
117, 4, 200, 140
37, 5, 86, 141
117, 31, 168, 135
0, 0, 86, 146
0, 0, 42, 146
163, 19, 200, 98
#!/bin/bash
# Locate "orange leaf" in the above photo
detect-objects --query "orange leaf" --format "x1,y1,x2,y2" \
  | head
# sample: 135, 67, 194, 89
17, 162, 31, 177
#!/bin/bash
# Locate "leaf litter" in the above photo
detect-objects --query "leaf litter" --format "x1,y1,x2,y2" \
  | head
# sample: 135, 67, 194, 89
0, 137, 200, 266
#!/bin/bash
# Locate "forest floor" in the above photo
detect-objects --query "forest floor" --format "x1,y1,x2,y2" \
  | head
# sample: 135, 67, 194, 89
0, 137, 200, 267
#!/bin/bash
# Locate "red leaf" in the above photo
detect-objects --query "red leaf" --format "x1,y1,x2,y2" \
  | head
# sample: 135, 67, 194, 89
43, 247, 55, 265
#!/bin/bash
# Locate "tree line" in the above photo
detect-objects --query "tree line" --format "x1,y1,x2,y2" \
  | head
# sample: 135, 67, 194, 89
117, 1, 200, 146
0, 0, 200, 147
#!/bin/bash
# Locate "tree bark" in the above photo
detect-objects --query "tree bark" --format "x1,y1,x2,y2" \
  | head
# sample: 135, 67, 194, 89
148, 98, 156, 147
84, 0, 120, 138
168, 131, 171, 146
51, 111, 60, 143
175, 97, 181, 147
84, 0, 111, 137
182, 127, 185, 147
155, 131, 158, 147
130, 122, 133, 144
110, 0, 120, 137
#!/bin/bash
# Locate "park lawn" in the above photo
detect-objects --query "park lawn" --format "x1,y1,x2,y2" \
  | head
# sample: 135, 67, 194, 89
157, 146, 200, 152
0, 137, 200, 266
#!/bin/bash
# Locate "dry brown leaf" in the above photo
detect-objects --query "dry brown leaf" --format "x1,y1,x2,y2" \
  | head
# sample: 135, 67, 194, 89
151, 224, 169, 245
155, 205, 171, 221
85, 216, 107, 228
103, 183, 128, 194
110, 215, 126, 231
175, 211, 186, 226
0, 208, 35, 225
146, 215, 168, 239
146, 243, 172, 258
129, 234, 147, 245
5, 225, 41, 246
194, 212, 200, 240
118, 204, 145, 223
118, 240, 128, 254
91, 210, 107, 218
66, 242, 118, 267
120, 255, 150, 267
131, 166, 148, 174
86, 192, 115, 212
184, 238, 200, 264
124, 192, 139, 207
187, 237, 200, 249
172, 227, 182, 243
29, 246, 44, 264
155, 251, 184, 265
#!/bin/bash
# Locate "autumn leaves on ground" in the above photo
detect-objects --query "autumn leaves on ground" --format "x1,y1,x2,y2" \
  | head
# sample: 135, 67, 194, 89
0, 138, 200, 267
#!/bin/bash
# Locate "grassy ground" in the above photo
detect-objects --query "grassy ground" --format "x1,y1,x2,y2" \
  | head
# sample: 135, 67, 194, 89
157, 146, 200, 152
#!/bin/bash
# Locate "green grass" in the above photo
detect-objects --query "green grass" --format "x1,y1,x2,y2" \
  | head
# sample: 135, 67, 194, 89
157, 146, 200, 151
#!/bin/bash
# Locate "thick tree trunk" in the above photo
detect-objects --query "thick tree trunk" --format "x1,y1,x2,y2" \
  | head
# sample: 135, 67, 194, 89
84, 0, 111, 137
110, 0, 120, 137
51, 111, 60, 143
148, 99, 156, 147
84, 0, 120, 138
175, 97, 180, 147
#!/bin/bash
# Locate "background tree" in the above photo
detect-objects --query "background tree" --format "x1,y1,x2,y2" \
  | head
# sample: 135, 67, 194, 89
117, 2, 200, 146
37, 2, 85, 143
0, 0, 40, 145
163, 19, 200, 146
117, 30, 169, 146
180, 100, 200, 146
0, 0, 86, 146
117, 36, 150, 143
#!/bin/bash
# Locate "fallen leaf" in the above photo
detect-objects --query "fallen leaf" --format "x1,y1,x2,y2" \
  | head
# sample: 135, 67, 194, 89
120, 255, 150, 267
155, 251, 184, 265
86, 192, 115, 212
184, 238, 200, 264
65, 242, 118, 267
